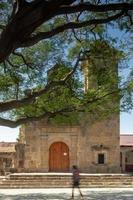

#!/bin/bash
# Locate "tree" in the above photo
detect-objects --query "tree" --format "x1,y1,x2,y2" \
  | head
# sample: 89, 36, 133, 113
0, 0, 133, 127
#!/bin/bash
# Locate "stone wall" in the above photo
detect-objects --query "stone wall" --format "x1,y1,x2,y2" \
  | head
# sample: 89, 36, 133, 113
18, 114, 120, 173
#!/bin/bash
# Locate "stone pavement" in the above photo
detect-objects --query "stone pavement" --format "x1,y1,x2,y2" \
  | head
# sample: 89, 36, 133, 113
0, 188, 133, 200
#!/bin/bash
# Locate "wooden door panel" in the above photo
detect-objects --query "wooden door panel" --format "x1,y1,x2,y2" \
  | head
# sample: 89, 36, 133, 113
61, 143, 69, 170
49, 142, 69, 172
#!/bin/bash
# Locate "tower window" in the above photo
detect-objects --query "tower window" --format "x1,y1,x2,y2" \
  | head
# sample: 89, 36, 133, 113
98, 153, 105, 164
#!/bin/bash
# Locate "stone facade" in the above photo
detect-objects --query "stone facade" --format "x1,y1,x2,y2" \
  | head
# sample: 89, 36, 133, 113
16, 57, 120, 173
16, 114, 120, 173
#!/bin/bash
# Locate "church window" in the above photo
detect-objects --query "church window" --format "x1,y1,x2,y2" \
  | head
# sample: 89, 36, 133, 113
98, 153, 105, 164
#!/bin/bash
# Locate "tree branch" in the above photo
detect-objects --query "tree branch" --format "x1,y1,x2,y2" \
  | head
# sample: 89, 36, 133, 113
0, 1, 133, 62
13, 51, 33, 69
0, 113, 50, 128
58, 2, 133, 15
62, 51, 82, 81
0, 81, 64, 112
0, 52, 81, 112
0, 87, 121, 128
0, 0, 76, 63
21, 11, 125, 47
0, 107, 75, 128
6, 59, 19, 68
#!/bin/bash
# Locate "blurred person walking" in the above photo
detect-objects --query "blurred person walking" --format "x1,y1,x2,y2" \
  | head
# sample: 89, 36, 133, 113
72, 165, 84, 199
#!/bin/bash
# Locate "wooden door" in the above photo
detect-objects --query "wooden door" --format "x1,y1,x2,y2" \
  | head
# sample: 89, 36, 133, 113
49, 142, 69, 172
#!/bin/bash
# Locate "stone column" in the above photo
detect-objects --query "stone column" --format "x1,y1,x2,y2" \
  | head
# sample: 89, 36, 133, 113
40, 134, 49, 172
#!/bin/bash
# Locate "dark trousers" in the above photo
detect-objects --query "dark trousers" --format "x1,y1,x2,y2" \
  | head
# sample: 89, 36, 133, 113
72, 181, 83, 198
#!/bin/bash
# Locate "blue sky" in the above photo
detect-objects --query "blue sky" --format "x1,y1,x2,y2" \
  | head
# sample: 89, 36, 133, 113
120, 111, 133, 134
0, 126, 19, 142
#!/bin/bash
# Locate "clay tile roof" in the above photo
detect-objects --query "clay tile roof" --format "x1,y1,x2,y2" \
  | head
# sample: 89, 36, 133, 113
120, 135, 133, 146
0, 142, 16, 153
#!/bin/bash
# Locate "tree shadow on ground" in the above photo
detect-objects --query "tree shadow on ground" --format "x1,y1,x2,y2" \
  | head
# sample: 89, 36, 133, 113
0, 191, 133, 200
0, 193, 71, 200
83, 191, 133, 200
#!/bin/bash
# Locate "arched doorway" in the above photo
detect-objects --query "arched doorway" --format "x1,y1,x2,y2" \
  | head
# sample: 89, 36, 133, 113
49, 142, 69, 172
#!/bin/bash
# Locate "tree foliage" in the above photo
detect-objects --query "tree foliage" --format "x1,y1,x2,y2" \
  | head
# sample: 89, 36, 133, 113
0, 0, 133, 127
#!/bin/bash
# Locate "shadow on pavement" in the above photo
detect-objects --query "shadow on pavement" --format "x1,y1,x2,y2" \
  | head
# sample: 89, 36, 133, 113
0, 190, 133, 200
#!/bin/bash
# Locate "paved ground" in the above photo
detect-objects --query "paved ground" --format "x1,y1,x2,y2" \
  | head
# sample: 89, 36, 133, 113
0, 188, 133, 200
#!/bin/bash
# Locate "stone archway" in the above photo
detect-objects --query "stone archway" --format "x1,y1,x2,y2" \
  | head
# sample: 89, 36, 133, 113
49, 142, 69, 172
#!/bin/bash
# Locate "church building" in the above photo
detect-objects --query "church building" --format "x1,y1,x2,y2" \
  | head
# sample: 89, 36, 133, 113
0, 42, 122, 174
15, 116, 120, 173
15, 48, 121, 173
0, 43, 132, 174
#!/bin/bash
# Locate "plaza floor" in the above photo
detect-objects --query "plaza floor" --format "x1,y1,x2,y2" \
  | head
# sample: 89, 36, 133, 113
0, 188, 133, 200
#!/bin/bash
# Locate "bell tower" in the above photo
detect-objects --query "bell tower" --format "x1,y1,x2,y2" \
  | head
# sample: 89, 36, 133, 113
80, 41, 120, 173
